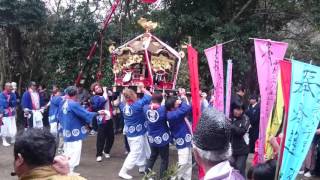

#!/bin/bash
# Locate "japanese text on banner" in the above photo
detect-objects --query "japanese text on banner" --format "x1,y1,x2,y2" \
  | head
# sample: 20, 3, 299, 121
280, 60, 320, 180
204, 44, 224, 112
254, 39, 288, 162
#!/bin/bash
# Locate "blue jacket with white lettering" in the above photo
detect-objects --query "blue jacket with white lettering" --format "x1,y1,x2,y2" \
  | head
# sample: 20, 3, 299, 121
48, 96, 63, 123
57, 99, 96, 142
143, 104, 171, 147
167, 102, 192, 149
0, 91, 17, 117
120, 93, 152, 137
90, 95, 112, 126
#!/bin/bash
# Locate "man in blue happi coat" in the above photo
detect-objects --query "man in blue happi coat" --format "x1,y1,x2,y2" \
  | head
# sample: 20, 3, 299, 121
0, 82, 17, 146
118, 83, 152, 180
21, 81, 45, 129
48, 85, 64, 135
57, 86, 103, 175
143, 92, 171, 179
89, 82, 114, 162
166, 94, 193, 180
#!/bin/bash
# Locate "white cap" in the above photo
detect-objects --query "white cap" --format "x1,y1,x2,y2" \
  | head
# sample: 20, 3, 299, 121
11, 82, 17, 89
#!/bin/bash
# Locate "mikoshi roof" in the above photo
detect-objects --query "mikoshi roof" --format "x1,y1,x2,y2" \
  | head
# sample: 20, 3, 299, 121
112, 32, 182, 89
113, 33, 181, 60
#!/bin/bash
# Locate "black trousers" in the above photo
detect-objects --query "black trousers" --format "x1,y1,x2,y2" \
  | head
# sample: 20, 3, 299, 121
146, 144, 169, 179
25, 114, 34, 128
96, 121, 114, 157
113, 113, 123, 133
231, 154, 248, 177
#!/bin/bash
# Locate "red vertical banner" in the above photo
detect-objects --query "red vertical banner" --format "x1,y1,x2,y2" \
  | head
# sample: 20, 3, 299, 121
187, 45, 204, 179
187, 45, 201, 131
279, 60, 292, 114
277, 60, 292, 174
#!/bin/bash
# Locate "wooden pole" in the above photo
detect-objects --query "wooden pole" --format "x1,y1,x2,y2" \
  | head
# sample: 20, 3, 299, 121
220, 39, 235, 45
188, 36, 192, 45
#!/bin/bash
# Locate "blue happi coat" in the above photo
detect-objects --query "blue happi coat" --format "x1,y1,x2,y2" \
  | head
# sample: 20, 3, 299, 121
167, 102, 192, 149
0, 91, 17, 117
119, 93, 152, 137
143, 104, 171, 147
57, 99, 96, 142
48, 96, 64, 123
90, 95, 110, 125
21, 91, 44, 110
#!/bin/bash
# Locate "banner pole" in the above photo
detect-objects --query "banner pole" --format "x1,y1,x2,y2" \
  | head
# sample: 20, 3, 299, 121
274, 107, 287, 180
220, 39, 235, 45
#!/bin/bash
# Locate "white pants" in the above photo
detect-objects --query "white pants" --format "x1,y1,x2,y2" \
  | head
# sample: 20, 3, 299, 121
122, 134, 151, 169
50, 122, 58, 135
32, 110, 43, 129
1, 116, 17, 138
177, 147, 192, 180
64, 140, 82, 172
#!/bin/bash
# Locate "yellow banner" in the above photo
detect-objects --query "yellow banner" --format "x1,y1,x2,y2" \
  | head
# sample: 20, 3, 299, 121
265, 74, 284, 160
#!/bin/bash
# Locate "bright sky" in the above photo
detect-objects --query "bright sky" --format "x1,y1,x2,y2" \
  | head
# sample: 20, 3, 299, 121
44, 0, 109, 19
44, 0, 163, 17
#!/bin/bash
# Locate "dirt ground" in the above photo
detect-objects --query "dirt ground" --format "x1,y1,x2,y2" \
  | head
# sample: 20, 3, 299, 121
0, 133, 319, 180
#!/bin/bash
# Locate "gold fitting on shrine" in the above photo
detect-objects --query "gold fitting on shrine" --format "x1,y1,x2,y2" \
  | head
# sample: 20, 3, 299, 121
138, 17, 158, 33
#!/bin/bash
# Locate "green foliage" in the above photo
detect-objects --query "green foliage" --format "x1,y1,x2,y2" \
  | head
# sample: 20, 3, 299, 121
44, 2, 99, 88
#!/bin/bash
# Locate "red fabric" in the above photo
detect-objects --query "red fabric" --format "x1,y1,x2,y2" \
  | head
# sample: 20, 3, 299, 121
279, 60, 292, 114
272, 136, 282, 160
141, 0, 157, 3
187, 45, 201, 131
144, 50, 154, 87
187, 45, 204, 179
278, 60, 292, 173
252, 140, 259, 166
28, 89, 40, 110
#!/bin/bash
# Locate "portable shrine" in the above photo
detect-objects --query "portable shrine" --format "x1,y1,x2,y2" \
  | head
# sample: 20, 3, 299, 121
111, 18, 182, 90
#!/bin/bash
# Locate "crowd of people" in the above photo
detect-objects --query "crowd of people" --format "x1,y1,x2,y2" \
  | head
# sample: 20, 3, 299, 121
1, 81, 320, 180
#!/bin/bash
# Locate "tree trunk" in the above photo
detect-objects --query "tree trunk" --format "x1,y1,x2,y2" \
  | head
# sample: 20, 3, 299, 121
0, 29, 9, 90
6, 26, 24, 86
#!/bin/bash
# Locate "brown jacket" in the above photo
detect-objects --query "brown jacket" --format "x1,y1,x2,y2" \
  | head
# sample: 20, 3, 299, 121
19, 166, 86, 180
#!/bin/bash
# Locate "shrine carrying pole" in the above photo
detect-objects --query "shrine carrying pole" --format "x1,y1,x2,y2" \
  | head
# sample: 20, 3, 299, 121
75, 0, 121, 85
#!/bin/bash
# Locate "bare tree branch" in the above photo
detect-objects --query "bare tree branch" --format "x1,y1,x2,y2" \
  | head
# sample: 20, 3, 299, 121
230, 0, 254, 23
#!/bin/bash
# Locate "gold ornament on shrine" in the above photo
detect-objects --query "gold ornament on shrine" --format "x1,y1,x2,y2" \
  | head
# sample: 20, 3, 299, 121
138, 18, 158, 33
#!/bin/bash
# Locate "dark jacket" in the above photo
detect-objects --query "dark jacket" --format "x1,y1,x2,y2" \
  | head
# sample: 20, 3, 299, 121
246, 103, 260, 141
313, 123, 320, 144
231, 114, 250, 155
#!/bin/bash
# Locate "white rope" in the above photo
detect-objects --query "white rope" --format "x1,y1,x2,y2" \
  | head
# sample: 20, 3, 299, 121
149, 0, 163, 12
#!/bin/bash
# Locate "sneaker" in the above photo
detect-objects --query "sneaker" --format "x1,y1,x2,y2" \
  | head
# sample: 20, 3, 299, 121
118, 170, 132, 179
103, 152, 110, 159
96, 156, 102, 162
89, 130, 96, 136
304, 171, 312, 178
138, 166, 146, 174
2, 141, 10, 147
299, 170, 305, 175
